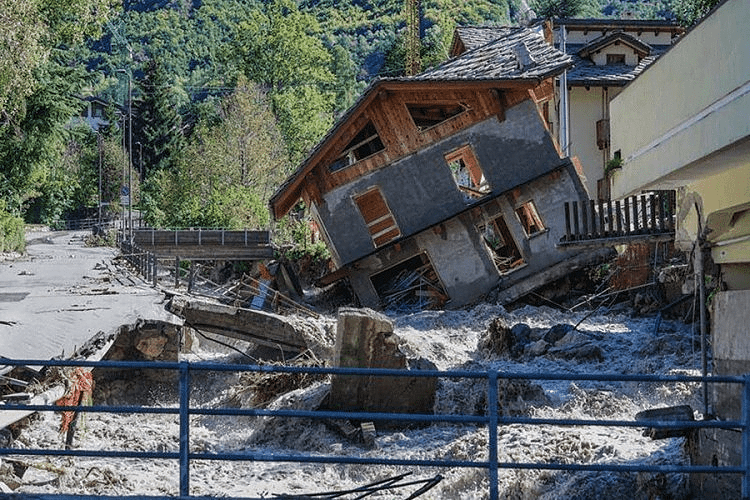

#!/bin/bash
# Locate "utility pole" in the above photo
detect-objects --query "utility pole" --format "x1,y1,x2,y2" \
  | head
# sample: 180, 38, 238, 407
405, 0, 421, 76
97, 133, 102, 225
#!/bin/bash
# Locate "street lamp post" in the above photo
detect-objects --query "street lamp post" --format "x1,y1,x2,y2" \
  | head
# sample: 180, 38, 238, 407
117, 69, 133, 241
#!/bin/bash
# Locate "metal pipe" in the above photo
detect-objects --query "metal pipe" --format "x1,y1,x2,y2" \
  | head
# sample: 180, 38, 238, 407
559, 24, 570, 157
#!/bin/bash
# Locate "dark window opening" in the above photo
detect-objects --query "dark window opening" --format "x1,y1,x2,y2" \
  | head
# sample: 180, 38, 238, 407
515, 201, 545, 236
407, 103, 467, 131
330, 121, 385, 172
370, 253, 448, 311
445, 146, 490, 201
606, 53, 626, 65
478, 215, 525, 274
354, 187, 400, 247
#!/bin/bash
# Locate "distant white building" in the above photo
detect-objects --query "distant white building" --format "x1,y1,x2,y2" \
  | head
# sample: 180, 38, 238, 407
70, 96, 114, 132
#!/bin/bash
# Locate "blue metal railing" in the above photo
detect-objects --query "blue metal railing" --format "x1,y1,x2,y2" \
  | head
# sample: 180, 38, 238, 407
0, 358, 748, 499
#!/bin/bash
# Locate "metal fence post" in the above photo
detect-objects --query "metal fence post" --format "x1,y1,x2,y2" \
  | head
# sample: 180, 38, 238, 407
152, 254, 158, 287
743, 373, 750, 499
180, 361, 190, 497
488, 370, 498, 500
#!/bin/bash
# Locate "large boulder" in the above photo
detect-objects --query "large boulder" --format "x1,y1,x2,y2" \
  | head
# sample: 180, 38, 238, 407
328, 308, 436, 418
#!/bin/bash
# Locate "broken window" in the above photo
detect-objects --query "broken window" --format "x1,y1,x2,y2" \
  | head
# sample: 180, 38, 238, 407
370, 253, 448, 311
478, 215, 525, 274
353, 187, 400, 247
407, 103, 467, 131
515, 201, 545, 236
329, 121, 385, 172
444, 146, 490, 201
606, 53, 626, 65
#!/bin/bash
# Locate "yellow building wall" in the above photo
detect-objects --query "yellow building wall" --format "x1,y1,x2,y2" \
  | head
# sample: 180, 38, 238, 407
609, 0, 750, 198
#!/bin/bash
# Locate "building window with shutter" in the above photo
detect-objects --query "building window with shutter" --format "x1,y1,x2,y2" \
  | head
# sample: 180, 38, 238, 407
515, 201, 545, 237
444, 145, 490, 201
353, 187, 401, 247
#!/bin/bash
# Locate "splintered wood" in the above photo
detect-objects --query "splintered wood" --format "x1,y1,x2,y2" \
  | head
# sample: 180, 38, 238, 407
380, 263, 447, 311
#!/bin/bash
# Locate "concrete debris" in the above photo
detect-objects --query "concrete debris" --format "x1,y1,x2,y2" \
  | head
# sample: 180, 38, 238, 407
168, 294, 312, 353
328, 308, 437, 421
635, 404, 695, 439
92, 319, 186, 405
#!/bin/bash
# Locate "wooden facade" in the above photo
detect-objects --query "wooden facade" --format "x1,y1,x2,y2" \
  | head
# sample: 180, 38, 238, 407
273, 82, 546, 220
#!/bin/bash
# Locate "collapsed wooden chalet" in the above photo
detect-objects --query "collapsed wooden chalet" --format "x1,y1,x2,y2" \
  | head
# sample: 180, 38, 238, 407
270, 25, 607, 310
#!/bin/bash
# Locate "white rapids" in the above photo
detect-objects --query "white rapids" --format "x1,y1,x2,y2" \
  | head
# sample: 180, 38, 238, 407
8, 303, 701, 499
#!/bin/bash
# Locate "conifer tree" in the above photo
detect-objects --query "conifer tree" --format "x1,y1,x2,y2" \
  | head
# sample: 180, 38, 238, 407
136, 59, 186, 177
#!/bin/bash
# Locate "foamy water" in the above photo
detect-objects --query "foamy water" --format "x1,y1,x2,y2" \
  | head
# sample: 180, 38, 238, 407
9, 303, 700, 499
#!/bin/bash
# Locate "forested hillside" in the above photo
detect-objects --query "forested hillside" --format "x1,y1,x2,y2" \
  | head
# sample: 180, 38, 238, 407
0, 0, 718, 252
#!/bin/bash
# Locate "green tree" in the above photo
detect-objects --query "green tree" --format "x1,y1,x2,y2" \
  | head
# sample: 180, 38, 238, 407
0, 55, 93, 220
233, 0, 335, 163
144, 78, 289, 229
672, 0, 721, 26
136, 59, 186, 176
531, 0, 599, 18
0, 0, 115, 126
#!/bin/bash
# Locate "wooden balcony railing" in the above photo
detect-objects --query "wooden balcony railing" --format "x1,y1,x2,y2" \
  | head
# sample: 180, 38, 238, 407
558, 192, 675, 247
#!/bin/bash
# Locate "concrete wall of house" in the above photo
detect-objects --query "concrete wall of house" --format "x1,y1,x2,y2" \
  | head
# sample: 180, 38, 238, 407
550, 83, 623, 200
590, 44, 640, 67
564, 28, 672, 46
710, 290, 750, 420
347, 164, 588, 309
609, 0, 750, 200
315, 100, 563, 266
568, 86, 604, 197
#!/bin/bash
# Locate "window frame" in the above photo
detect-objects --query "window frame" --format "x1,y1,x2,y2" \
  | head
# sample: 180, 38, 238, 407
329, 121, 385, 172
514, 200, 546, 237
606, 53, 626, 65
444, 145, 490, 201
405, 102, 468, 132
477, 214, 526, 275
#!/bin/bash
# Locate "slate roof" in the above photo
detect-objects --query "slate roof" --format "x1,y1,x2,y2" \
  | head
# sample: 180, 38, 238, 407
452, 26, 518, 55
414, 25, 571, 82
566, 43, 671, 86
450, 22, 676, 87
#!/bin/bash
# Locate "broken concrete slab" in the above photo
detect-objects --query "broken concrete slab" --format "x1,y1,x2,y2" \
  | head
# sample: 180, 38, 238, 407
91, 319, 188, 404
167, 294, 311, 353
328, 308, 436, 419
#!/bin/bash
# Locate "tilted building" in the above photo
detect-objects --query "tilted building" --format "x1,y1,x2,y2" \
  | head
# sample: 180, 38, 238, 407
270, 25, 606, 310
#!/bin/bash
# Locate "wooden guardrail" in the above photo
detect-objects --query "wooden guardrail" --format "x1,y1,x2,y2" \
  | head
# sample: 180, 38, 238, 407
559, 191, 675, 247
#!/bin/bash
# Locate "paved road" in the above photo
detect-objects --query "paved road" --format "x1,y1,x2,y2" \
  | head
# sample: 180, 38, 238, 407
0, 230, 175, 365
